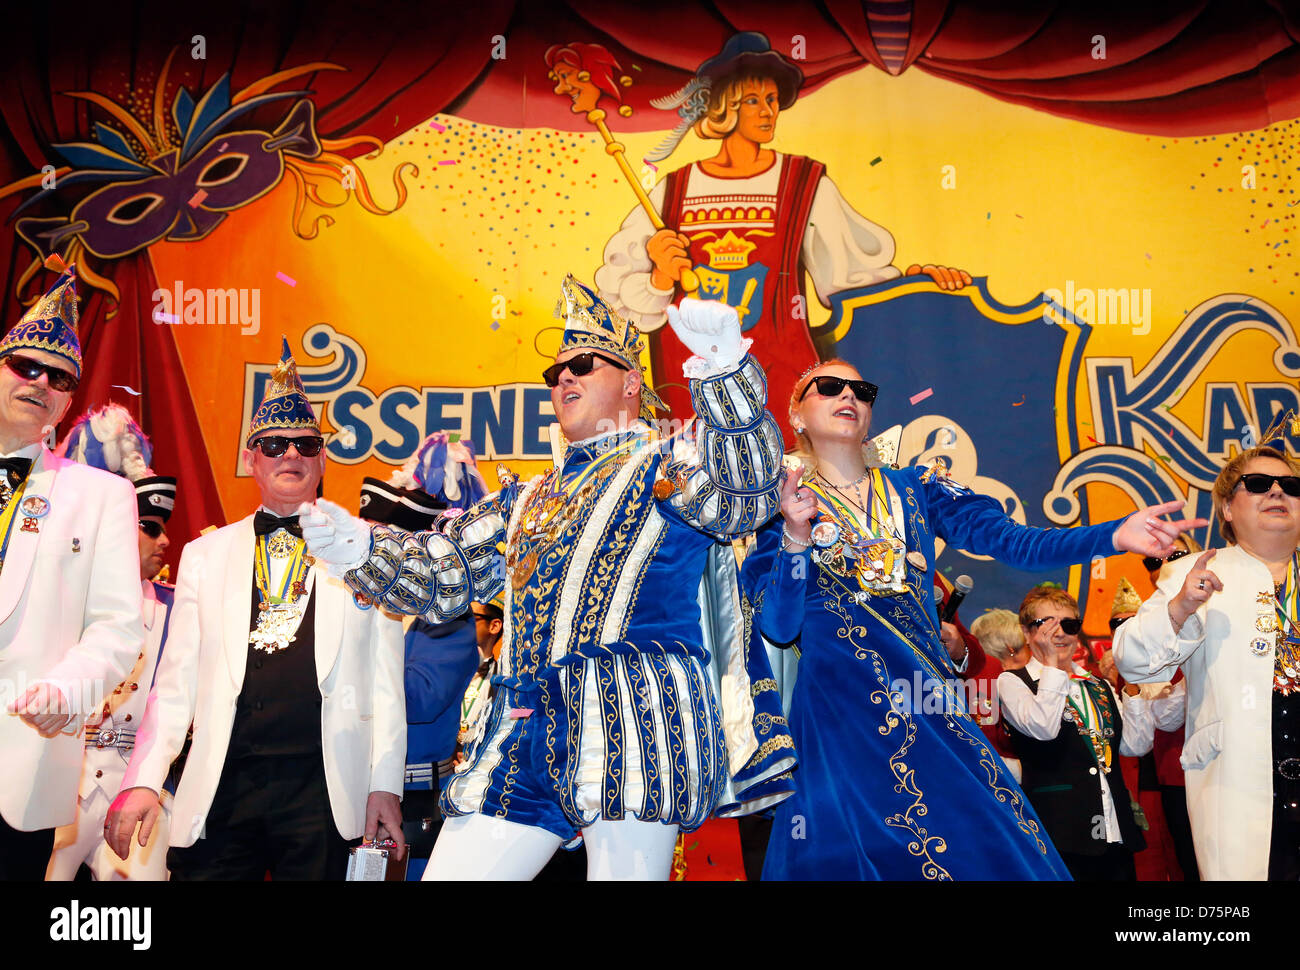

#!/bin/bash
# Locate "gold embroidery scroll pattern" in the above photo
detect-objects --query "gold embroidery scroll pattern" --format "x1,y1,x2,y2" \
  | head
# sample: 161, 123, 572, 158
652, 654, 690, 820
750, 678, 779, 698
684, 654, 726, 825
504, 476, 563, 680
494, 714, 526, 818
553, 663, 586, 824
941, 705, 1050, 854
819, 569, 874, 663
575, 458, 652, 651
597, 657, 625, 816
623, 652, 663, 820
754, 712, 787, 737
615, 521, 668, 641
753, 736, 795, 761
539, 668, 568, 812
823, 574, 953, 881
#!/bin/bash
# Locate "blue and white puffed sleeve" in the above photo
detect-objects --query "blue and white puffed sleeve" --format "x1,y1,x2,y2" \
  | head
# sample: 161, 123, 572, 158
344, 484, 516, 621
660, 355, 784, 537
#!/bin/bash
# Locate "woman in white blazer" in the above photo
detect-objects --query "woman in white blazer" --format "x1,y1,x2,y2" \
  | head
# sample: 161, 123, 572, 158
1115, 445, 1300, 880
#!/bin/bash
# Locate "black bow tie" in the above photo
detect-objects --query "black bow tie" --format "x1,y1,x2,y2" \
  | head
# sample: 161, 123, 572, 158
254, 511, 303, 537
0, 456, 32, 489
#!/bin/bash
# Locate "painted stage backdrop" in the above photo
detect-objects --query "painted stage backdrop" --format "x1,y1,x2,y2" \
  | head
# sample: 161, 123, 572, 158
0, 1, 1297, 630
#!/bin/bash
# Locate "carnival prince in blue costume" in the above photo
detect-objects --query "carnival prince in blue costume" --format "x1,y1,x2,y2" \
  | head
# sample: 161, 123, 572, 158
301, 277, 790, 879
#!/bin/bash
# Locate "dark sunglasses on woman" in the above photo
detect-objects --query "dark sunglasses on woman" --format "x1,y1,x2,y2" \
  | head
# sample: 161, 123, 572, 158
798, 375, 878, 405
1028, 615, 1082, 636
1236, 472, 1300, 497
542, 351, 629, 388
139, 520, 166, 539
250, 434, 325, 458
1142, 547, 1191, 573
2, 352, 79, 392
1108, 616, 1130, 632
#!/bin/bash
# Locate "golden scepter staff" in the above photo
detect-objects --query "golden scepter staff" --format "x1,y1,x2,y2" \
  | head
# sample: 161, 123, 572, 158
547, 46, 699, 294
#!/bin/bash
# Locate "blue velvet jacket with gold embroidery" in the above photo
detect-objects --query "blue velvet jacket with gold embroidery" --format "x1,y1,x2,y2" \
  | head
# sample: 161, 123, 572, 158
344, 355, 783, 689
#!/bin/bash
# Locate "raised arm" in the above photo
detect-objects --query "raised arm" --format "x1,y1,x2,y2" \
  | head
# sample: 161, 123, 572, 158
300, 486, 515, 621
1113, 553, 1212, 683
921, 466, 1207, 571
657, 299, 783, 538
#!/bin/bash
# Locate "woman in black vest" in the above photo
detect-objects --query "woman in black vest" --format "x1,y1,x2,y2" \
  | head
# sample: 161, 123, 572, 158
999, 585, 1154, 880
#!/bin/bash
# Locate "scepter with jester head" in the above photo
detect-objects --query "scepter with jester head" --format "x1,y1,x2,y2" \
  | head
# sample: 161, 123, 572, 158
545, 42, 699, 295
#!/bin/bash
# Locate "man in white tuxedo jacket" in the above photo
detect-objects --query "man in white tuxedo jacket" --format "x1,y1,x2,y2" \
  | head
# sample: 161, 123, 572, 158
0, 262, 143, 880
107, 340, 406, 879
48, 405, 180, 880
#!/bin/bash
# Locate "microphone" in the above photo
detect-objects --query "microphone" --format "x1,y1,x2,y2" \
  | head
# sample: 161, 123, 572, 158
941, 574, 974, 623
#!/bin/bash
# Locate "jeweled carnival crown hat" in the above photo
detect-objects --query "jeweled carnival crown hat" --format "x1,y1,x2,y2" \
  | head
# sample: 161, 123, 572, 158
556, 274, 665, 421
0, 254, 83, 378
247, 336, 320, 444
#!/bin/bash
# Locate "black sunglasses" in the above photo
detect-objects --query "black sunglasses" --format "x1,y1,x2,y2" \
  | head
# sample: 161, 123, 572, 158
1108, 616, 1130, 632
1029, 615, 1082, 636
1236, 472, 1300, 497
139, 520, 166, 539
1142, 547, 1191, 573
542, 352, 629, 388
798, 375, 878, 405
250, 434, 325, 458
2, 352, 79, 392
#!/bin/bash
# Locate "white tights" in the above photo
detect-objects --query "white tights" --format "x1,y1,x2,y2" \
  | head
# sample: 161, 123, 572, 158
422, 813, 679, 881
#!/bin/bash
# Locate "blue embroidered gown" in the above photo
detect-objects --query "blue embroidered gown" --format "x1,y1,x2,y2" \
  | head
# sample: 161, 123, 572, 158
743, 464, 1123, 880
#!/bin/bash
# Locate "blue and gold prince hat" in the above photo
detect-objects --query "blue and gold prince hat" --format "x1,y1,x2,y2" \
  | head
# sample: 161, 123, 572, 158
0, 255, 83, 378
556, 274, 665, 420
247, 336, 319, 444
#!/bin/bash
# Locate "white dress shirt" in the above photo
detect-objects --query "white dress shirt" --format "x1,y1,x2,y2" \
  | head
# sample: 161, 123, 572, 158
998, 657, 1155, 843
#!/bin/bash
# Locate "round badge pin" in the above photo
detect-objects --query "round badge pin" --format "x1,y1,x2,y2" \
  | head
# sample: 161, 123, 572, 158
810, 520, 840, 548
1251, 636, 1272, 657
18, 495, 49, 518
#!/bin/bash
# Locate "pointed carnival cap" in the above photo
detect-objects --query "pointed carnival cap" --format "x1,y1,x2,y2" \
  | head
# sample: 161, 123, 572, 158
58, 403, 177, 520
556, 274, 665, 420
0, 254, 83, 379
247, 336, 319, 444
1110, 577, 1143, 618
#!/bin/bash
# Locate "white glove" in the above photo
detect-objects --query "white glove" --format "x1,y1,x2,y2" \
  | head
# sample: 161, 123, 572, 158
297, 499, 370, 575
666, 298, 751, 378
